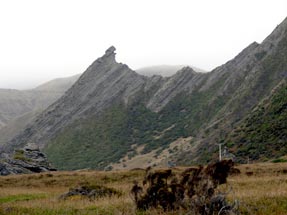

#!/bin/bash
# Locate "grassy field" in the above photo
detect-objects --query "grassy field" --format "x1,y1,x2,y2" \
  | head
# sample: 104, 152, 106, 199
0, 162, 286, 215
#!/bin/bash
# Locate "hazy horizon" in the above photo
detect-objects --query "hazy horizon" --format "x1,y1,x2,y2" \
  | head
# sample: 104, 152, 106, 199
0, 0, 287, 89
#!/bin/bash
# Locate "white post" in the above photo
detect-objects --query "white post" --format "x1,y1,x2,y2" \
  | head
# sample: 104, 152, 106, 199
217, 143, 224, 161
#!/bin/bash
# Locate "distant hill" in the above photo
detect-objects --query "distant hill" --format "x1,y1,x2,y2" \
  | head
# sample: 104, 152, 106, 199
0, 89, 61, 130
0, 110, 40, 145
0, 74, 80, 144
35, 74, 81, 92
136, 65, 206, 77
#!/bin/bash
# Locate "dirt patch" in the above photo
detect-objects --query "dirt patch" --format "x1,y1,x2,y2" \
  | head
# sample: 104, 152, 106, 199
111, 137, 193, 170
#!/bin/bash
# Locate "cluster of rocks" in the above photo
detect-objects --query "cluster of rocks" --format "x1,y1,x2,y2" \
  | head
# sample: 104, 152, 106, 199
0, 143, 56, 176
59, 185, 121, 200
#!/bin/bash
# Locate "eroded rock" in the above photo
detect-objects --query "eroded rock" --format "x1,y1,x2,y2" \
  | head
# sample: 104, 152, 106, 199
0, 143, 56, 176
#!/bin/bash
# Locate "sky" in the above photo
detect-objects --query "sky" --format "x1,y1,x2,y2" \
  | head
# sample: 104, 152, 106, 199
0, 0, 287, 89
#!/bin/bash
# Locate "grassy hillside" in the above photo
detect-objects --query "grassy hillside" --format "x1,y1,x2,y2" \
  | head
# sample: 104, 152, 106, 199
0, 162, 286, 215
225, 81, 287, 162
45, 105, 134, 170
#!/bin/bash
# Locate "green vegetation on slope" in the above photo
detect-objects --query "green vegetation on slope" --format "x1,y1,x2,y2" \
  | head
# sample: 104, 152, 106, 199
46, 31, 287, 169
232, 28, 287, 118
225, 81, 287, 162
45, 79, 229, 170
45, 30, 287, 169
45, 105, 132, 170
195, 30, 287, 164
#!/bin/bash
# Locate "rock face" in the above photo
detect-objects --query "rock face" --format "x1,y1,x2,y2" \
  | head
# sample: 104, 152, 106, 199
146, 67, 205, 112
2, 17, 287, 170
0, 143, 56, 175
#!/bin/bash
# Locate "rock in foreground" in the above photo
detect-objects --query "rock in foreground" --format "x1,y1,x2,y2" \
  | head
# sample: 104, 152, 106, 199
0, 143, 56, 176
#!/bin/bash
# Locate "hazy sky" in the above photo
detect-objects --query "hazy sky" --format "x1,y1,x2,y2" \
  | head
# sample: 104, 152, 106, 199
0, 0, 287, 89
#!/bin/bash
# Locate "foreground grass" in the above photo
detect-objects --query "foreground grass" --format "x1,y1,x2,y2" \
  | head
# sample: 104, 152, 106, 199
0, 162, 286, 214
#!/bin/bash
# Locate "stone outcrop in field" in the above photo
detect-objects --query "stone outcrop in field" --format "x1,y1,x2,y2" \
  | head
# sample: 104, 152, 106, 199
0, 143, 56, 175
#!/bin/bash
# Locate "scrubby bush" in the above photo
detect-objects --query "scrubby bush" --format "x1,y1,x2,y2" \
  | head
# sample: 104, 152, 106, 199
131, 160, 239, 214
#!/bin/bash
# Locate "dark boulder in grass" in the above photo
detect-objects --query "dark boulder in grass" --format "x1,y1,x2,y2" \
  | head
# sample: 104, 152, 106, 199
59, 184, 122, 200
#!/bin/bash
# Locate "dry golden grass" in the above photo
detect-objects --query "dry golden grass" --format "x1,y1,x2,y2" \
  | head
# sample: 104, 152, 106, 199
0, 162, 286, 214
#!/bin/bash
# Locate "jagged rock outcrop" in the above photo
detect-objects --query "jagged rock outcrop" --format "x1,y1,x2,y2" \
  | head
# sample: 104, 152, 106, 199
147, 67, 206, 112
0, 143, 56, 175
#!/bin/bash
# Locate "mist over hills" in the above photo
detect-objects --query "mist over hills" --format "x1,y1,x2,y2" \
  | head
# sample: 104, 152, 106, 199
1, 17, 287, 171
0, 75, 81, 145
0, 74, 80, 129
136, 65, 207, 77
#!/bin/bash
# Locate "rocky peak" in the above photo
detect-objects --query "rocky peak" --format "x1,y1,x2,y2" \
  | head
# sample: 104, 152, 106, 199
82, 46, 117, 77
95, 45, 117, 64
105, 46, 116, 56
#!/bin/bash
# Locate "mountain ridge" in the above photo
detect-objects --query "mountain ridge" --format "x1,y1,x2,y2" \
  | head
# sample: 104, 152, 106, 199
2, 17, 287, 170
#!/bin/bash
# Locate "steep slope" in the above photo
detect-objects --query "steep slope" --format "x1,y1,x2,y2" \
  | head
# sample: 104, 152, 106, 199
177, 17, 287, 164
3, 46, 148, 152
224, 80, 287, 162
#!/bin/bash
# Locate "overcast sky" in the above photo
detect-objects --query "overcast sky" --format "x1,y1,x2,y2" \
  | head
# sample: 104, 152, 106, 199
0, 0, 287, 89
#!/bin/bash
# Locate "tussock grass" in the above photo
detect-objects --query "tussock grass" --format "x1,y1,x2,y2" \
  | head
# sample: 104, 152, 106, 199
0, 162, 286, 214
